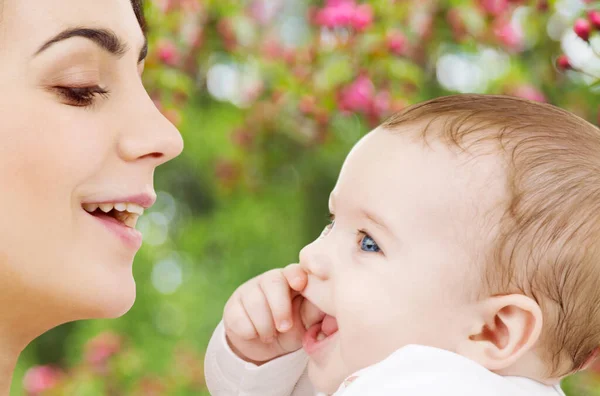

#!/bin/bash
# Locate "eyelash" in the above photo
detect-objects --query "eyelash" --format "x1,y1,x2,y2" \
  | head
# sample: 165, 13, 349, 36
54, 86, 110, 107
324, 214, 383, 254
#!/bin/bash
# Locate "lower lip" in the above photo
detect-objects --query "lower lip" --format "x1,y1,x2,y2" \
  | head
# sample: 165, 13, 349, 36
302, 323, 339, 358
85, 210, 143, 251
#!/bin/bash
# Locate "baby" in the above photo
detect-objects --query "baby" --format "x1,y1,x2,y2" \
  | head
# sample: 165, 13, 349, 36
204, 94, 600, 396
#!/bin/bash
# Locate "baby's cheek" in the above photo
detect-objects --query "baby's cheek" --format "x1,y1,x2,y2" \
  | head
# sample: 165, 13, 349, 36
339, 326, 372, 370
340, 320, 398, 374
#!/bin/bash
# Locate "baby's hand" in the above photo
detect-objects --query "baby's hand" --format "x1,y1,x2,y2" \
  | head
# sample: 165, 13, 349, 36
223, 264, 309, 365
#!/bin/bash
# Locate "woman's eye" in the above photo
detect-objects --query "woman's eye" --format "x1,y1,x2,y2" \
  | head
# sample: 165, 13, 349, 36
54, 86, 110, 107
360, 233, 381, 253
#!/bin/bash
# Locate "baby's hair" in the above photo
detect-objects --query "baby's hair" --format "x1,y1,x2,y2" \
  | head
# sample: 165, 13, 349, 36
382, 94, 600, 377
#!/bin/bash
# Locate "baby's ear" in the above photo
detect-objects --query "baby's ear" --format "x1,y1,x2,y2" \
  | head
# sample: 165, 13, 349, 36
456, 294, 543, 371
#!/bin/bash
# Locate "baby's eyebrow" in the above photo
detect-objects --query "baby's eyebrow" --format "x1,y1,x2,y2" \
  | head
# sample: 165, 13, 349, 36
362, 209, 393, 237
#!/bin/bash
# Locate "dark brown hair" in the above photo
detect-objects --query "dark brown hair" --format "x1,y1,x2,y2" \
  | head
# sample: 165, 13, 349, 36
383, 94, 600, 377
131, 0, 146, 33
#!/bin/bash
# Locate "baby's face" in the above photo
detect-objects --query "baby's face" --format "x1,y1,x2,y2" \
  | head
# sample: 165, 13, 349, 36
298, 126, 506, 393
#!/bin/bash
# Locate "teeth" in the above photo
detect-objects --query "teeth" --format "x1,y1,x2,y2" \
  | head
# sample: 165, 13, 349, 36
126, 203, 144, 215
83, 201, 145, 228
82, 203, 99, 212
99, 204, 113, 213
316, 332, 326, 341
113, 211, 140, 228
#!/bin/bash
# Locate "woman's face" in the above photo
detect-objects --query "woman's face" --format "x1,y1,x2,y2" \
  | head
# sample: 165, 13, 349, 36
0, 0, 183, 324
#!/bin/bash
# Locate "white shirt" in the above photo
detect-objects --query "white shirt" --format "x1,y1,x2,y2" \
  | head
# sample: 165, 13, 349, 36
204, 321, 566, 396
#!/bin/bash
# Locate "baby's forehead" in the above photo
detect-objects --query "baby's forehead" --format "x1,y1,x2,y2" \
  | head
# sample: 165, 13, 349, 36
334, 127, 508, 246
340, 126, 507, 197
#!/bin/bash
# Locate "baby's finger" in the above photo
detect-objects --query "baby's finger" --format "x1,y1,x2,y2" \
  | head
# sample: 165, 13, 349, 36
223, 297, 258, 340
241, 287, 277, 342
300, 298, 326, 329
260, 271, 294, 332
283, 263, 308, 293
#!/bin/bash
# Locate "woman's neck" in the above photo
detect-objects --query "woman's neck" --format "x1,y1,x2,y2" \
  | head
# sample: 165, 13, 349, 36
0, 345, 20, 396
0, 299, 63, 395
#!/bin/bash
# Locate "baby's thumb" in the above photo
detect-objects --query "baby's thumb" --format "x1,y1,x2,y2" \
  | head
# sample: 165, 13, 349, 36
290, 294, 306, 332
277, 295, 307, 352
283, 263, 308, 294
280, 295, 306, 343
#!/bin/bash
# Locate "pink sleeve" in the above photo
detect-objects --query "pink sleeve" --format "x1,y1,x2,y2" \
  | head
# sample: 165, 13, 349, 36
204, 320, 317, 396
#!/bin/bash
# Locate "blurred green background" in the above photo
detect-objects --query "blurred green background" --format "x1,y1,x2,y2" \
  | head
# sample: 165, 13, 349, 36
11, 0, 600, 394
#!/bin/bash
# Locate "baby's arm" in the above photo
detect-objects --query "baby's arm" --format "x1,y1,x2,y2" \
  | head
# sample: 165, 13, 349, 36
204, 320, 315, 396
204, 264, 318, 396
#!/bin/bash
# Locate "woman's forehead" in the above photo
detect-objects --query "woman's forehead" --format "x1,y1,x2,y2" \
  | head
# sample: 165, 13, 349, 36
0, 0, 143, 53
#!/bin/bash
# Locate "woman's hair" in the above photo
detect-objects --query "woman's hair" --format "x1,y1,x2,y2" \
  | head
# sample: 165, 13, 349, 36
131, 0, 146, 33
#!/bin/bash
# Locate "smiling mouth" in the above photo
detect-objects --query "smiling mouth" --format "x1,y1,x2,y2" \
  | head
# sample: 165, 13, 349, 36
82, 203, 144, 228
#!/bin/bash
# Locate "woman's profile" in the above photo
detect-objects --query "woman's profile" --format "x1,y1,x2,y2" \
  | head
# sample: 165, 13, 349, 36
0, 0, 183, 393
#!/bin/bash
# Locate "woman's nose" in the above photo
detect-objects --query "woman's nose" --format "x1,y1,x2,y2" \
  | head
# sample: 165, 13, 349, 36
117, 85, 184, 165
299, 240, 332, 280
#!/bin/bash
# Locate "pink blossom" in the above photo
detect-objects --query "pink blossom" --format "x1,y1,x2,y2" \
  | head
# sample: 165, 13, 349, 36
480, 0, 509, 16
556, 54, 572, 71
157, 39, 180, 66
314, 1, 373, 31
217, 19, 237, 51
447, 8, 467, 40
387, 30, 407, 56
511, 85, 546, 103
338, 74, 375, 113
261, 38, 283, 59
371, 90, 391, 118
494, 20, 523, 50
241, 80, 265, 104
23, 365, 62, 395
574, 18, 591, 42
351, 4, 374, 31
413, 12, 434, 39
589, 10, 600, 29
85, 331, 122, 369
326, 0, 355, 6
315, 2, 355, 28
249, 0, 281, 25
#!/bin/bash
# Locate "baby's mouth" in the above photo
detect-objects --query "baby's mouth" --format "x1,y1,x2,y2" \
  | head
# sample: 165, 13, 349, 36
302, 314, 339, 355
315, 314, 339, 340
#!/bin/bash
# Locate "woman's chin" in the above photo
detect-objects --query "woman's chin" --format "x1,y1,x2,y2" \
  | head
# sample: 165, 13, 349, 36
70, 277, 137, 320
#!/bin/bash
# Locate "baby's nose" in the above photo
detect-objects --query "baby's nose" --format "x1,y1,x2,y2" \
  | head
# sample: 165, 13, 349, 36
299, 241, 331, 280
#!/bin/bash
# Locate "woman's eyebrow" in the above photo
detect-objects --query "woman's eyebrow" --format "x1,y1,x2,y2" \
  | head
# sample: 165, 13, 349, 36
33, 27, 148, 63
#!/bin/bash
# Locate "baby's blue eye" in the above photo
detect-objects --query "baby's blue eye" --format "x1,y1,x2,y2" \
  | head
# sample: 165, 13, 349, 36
360, 234, 380, 252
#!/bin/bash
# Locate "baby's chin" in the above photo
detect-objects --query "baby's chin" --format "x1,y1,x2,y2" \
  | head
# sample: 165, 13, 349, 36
307, 355, 350, 394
